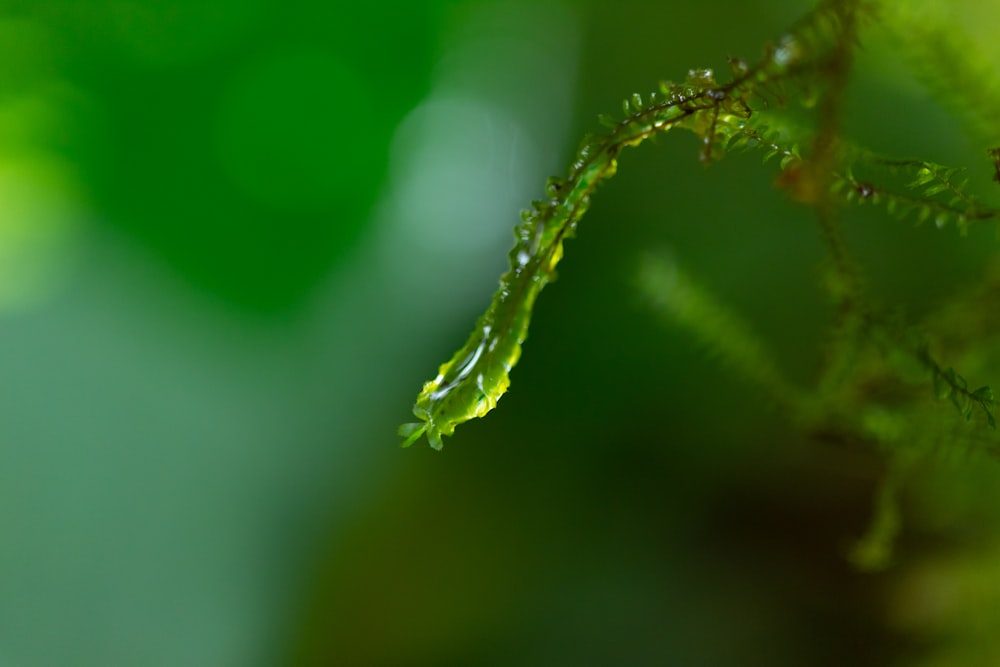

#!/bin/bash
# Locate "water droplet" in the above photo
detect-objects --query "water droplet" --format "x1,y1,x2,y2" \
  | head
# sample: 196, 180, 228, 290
545, 177, 564, 198
687, 68, 715, 87
773, 35, 800, 67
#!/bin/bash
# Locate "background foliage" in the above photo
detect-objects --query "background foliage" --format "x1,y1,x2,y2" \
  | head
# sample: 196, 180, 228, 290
2, 0, 1000, 665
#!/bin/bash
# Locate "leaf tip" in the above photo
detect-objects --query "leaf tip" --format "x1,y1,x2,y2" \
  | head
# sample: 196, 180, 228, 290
398, 422, 427, 449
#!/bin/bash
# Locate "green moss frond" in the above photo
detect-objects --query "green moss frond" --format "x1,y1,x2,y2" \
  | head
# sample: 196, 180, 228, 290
883, 2, 1000, 145
400, 0, 1000, 486
636, 251, 803, 412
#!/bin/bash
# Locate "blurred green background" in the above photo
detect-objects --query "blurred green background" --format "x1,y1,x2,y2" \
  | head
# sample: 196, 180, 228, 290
1, 1, 999, 665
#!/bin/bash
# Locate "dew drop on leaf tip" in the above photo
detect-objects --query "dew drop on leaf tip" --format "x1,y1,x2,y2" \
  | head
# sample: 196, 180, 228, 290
728, 57, 749, 76
687, 68, 714, 86
772, 35, 800, 67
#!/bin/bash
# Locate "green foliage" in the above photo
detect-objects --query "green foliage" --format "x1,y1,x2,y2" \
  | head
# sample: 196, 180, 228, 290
882, 1, 1000, 146
402, 0, 863, 450
920, 345, 997, 429
399, 0, 1000, 552
635, 252, 801, 412
718, 114, 1000, 233
849, 451, 910, 572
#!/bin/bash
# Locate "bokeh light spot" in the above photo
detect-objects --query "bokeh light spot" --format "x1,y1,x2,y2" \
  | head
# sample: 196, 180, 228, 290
214, 49, 377, 210
0, 157, 80, 309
